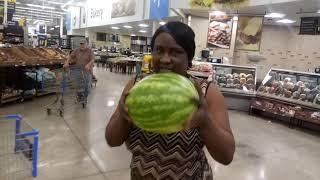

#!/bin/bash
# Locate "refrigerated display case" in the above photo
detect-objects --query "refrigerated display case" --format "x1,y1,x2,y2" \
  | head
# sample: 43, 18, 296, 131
257, 68, 320, 109
251, 68, 320, 127
213, 64, 257, 97
188, 62, 257, 111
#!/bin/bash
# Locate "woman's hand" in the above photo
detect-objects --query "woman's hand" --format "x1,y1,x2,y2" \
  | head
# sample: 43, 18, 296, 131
118, 91, 132, 124
185, 80, 209, 129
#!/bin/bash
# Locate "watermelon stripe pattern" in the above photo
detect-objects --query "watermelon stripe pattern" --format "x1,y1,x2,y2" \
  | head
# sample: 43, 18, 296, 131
126, 76, 213, 180
126, 73, 200, 134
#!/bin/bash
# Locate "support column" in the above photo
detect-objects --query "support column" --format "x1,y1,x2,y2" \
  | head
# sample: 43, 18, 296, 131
3, 0, 7, 25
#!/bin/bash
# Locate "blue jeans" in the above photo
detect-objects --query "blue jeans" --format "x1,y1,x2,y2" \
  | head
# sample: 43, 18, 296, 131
84, 71, 92, 99
71, 68, 92, 100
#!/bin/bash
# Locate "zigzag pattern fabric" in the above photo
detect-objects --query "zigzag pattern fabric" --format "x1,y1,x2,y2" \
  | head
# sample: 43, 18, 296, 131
126, 77, 213, 180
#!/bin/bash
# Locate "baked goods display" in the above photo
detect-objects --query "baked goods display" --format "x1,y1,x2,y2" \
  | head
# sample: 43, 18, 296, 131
0, 47, 66, 66
216, 72, 256, 92
258, 69, 320, 108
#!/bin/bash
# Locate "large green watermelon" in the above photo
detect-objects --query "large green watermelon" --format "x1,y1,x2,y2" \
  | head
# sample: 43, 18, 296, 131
125, 73, 199, 134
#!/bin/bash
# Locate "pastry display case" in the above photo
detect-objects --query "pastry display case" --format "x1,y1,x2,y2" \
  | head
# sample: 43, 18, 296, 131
212, 64, 257, 97
257, 69, 320, 109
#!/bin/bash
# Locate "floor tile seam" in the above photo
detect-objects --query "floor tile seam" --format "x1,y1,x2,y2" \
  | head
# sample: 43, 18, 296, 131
102, 167, 130, 174
258, 143, 309, 157
64, 172, 105, 180
60, 117, 106, 175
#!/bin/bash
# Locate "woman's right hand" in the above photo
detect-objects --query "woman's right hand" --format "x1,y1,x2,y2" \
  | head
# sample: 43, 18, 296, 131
118, 91, 132, 123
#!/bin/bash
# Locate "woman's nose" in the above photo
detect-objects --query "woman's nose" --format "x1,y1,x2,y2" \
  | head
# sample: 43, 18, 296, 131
160, 54, 171, 64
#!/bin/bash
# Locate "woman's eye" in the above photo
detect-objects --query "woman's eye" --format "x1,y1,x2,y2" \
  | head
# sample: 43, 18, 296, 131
171, 49, 184, 56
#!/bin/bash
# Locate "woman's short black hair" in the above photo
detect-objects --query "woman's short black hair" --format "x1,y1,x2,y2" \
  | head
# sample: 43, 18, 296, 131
151, 21, 196, 68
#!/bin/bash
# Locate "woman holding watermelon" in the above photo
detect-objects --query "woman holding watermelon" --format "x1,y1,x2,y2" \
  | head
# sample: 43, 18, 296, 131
106, 21, 235, 180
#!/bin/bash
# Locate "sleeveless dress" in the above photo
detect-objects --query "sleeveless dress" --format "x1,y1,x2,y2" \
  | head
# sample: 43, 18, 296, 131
125, 75, 213, 180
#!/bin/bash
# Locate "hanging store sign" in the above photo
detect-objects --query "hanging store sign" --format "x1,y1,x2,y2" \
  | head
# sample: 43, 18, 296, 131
149, 0, 169, 19
70, 6, 81, 29
111, 0, 136, 18
236, 16, 264, 51
170, 0, 300, 9
207, 14, 233, 49
66, 11, 71, 31
76, 0, 143, 28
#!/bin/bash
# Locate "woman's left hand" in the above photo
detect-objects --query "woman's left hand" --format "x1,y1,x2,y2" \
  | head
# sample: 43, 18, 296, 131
184, 80, 210, 129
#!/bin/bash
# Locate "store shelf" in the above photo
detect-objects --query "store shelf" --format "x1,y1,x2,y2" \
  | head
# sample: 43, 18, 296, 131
188, 71, 211, 78
220, 87, 256, 97
257, 92, 320, 110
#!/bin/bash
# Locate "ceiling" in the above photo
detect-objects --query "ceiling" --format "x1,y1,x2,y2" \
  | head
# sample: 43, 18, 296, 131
182, 0, 320, 26
14, 0, 85, 25
87, 17, 184, 37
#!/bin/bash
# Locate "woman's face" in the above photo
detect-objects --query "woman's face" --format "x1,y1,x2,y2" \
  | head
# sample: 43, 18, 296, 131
152, 32, 189, 76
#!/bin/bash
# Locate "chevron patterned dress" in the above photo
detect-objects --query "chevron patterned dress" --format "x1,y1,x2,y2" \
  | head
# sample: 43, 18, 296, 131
126, 76, 213, 180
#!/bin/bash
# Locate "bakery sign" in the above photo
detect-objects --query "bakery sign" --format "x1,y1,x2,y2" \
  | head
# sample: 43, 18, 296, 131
82, 0, 144, 28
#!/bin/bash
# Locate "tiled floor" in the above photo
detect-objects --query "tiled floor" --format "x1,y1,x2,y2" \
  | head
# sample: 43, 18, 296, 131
1, 66, 320, 180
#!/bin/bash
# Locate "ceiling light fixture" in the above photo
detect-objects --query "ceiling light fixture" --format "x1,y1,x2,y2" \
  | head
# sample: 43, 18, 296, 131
123, 25, 133, 29
46, 1, 65, 5
139, 24, 149, 27
139, 30, 147, 33
159, 21, 166, 25
209, 11, 226, 16
111, 26, 120, 30
317, 10, 320, 13
130, 34, 136, 36
26, 4, 55, 10
15, 7, 65, 14
265, 13, 285, 18
277, 19, 296, 24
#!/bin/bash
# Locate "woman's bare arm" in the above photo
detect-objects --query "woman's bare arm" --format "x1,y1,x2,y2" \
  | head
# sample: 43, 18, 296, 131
105, 79, 135, 147
200, 84, 235, 165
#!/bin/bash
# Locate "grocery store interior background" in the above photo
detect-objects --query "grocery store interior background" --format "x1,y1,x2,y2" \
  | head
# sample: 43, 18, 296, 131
1, 0, 320, 180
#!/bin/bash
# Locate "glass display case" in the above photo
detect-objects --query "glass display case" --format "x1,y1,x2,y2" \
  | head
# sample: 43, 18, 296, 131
257, 68, 320, 109
212, 64, 257, 96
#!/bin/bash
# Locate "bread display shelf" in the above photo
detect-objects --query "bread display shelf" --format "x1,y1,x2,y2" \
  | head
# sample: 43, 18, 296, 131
0, 47, 67, 67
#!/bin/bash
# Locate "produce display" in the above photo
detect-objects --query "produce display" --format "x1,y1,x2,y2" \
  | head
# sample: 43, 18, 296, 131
258, 70, 320, 107
216, 72, 256, 92
125, 73, 199, 134
0, 47, 67, 66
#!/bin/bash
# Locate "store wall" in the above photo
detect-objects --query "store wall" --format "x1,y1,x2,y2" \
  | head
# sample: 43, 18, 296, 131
191, 16, 320, 80
86, 29, 131, 49
233, 26, 320, 79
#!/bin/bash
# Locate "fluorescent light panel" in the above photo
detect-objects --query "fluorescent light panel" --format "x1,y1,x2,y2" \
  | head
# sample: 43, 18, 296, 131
16, 6, 65, 14
123, 25, 132, 29
209, 11, 226, 15
139, 30, 147, 33
277, 19, 296, 24
265, 13, 285, 18
130, 34, 136, 36
46, 1, 65, 5
111, 26, 120, 29
139, 24, 149, 27
15, 11, 62, 17
26, 4, 55, 10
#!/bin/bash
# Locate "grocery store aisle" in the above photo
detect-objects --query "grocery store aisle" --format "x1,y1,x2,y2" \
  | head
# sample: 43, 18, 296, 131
1, 66, 320, 180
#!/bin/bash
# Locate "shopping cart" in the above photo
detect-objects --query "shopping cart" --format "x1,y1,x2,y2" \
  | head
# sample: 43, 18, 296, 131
44, 66, 87, 117
0, 114, 39, 180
